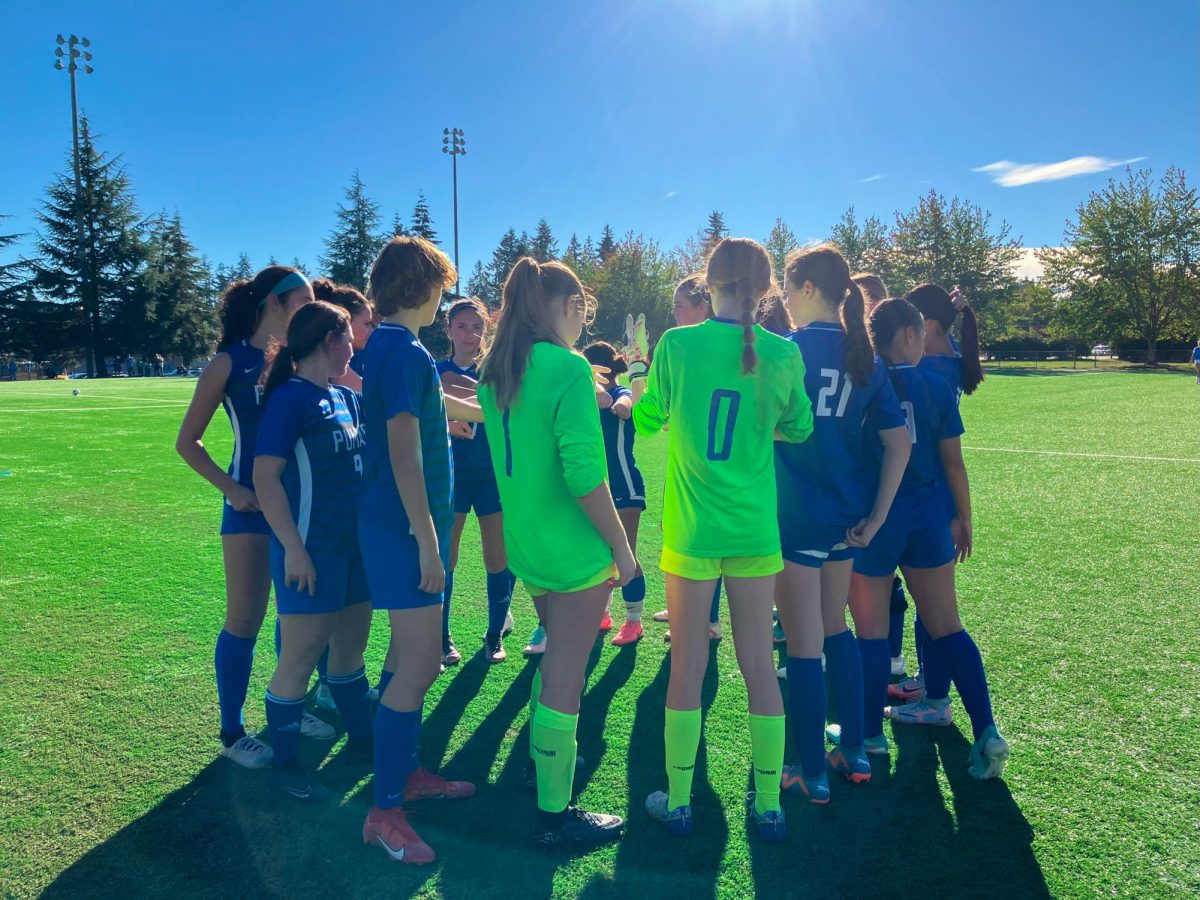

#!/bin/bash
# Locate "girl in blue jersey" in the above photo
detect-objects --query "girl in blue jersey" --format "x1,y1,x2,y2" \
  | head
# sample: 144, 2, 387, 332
858, 299, 1009, 779
359, 237, 483, 865
774, 246, 911, 802
252, 302, 374, 800
314, 278, 375, 394
176, 266, 320, 768
582, 341, 648, 646
437, 297, 515, 665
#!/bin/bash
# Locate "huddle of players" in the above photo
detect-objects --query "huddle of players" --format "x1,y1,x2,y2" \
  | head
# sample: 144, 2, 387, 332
177, 233, 1007, 863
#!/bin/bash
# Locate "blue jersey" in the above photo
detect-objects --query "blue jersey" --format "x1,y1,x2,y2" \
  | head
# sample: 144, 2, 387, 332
919, 354, 964, 404
776, 322, 906, 528
349, 351, 366, 378
255, 378, 365, 551
878, 363, 964, 528
599, 384, 643, 503
222, 340, 266, 490
436, 358, 494, 480
360, 323, 453, 535
1192, 346, 1200, 363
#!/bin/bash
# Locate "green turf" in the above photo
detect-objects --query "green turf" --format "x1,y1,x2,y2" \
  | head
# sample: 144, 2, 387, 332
1, 371, 1198, 898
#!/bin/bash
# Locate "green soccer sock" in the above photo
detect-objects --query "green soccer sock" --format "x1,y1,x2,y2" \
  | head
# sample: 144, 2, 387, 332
749, 713, 786, 814
531, 703, 578, 813
664, 706, 702, 810
527, 667, 543, 761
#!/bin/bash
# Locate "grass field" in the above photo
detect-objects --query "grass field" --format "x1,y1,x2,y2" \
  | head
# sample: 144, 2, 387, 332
1, 370, 1198, 899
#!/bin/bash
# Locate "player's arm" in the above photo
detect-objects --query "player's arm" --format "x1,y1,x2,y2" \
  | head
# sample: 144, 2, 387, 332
253, 454, 316, 596
611, 392, 632, 419
847, 425, 911, 548
631, 339, 669, 435
939, 436, 972, 562
445, 393, 483, 423
175, 352, 257, 511
388, 413, 444, 593
776, 349, 814, 443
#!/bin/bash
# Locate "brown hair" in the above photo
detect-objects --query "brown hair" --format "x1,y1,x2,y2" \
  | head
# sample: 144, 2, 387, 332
674, 273, 712, 315
581, 341, 629, 379
904, 283, 984, 395
311, 277, 371, 319
852, 273, 888, 309
756, 290, 794, 335
261, 301, 350, 401
479, 257, 589, 409
367, 236, 457, 316
785, 245, 873, 386
867, 297, 924, 356
217, 265, 305, 351
706, 238, 773, 374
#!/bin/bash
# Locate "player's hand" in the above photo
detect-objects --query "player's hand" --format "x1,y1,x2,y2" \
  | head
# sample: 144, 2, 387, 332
609, 543, 637, 589
418, 541, 446, 595
950, 288, 971, 313
845, 515, 883, 548
285, 547, 317, 597
597, 389, 613, 409
227, 485, 260, 513
448, 420, 474, 439
951, 517, 973, 563
612, 400, 632, 420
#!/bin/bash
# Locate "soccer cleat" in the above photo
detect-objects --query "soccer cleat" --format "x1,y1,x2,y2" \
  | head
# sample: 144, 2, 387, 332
825, 724, 890, 756
745, 793, 787, 843
827, 746, 872, 783
502, 610, 515, 636
363, 806, 436, 864
483, 632, 507, 664
772, 620, 786, 644
708, 621, 722, 640
967, 725, 1010, 780
652, 609, 670, 623
342, 734, 373, 765
891, 655, 907, 677
612, 621, 644, 646
314, 683, 337, 712
403, 766, 476, 801
524, 625, 547, 656
781, 765, 830, 804
599, 610, 613, 632
885, 696, 952, 727
220, 732, 274, 769
367, 686, 380, 703
300, 711, 335, 741
644, 790, 694, 837
532, 806, 624, 849
442, 641, 462, 667
776, 665, 787, 679
888, 673, 925, 702
272, 762, 330, 803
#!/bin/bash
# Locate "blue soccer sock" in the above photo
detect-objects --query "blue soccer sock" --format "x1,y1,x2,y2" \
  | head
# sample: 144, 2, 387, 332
273, 618, 282, 658
327, 666, 372, 741
315, 647, 328, 685
442, 570, 455, 652
824, 629, 864, 750
486, 568, 514, 637
622, 574, 646, 622
376, 669, 394, 699
784, 656, 826, 778
888, 612, 905, 659
264, 690, 306, 767
857, 637, 891, 740
374, 703, 421, 809
214, 630, 256, 739
709, 579, 721, 626
936, 630, 995, 740
918, 617, 952, 700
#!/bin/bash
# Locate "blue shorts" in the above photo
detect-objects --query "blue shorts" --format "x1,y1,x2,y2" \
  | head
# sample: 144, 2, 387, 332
781, 520, 859, 568
220, 499, 270, 536
360, 519, 451, 610
854, 522, 956, 578
271, 540, 370, 614
609, 466, 646, 511
454, 474, 501, 518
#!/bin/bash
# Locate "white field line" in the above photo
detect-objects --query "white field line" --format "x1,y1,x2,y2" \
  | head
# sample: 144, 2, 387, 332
0, 390, 187, 403
0, 404, 186, 413
964, 445, 1200, 464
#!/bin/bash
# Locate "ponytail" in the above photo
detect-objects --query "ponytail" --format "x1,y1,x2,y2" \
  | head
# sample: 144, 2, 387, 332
959, 304, 984, 395
704, 238, 772, 376
261, 301, 350, 402
904, 283, 984, 395
261, 345, 296, 402
841, 281, 873, 386
740, 292, 757, 374
786, 244, 873, 386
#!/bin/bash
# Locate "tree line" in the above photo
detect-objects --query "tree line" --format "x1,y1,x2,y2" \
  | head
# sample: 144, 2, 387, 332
2, 117, 1197, 375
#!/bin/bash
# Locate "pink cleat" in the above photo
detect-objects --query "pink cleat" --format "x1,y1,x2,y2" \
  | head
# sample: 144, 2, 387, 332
611, 621, 644, 646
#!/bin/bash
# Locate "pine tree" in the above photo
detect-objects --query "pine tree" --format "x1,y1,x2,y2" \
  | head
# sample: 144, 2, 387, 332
391, 211, 408, 238
136, 213, 218, 364
705, 210, 729, 248
230, 253, 254, 282
598, 225, 617, 261
532, 219, 558, 262
319, 171, 384, 291
763, 218, 799, 286
0, 218, 28, 358
829, 206, 894, 288
466, 260, 491, 303
484, 228, 524, 303
410, 191, 438, 243
564, 233, 584, 269
27, 118, 146, 376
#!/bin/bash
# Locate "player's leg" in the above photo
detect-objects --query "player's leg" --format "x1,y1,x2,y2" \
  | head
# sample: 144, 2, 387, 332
612, 507, 645, 645
888, 574, 908, 675
848, 572, 895, 755
525, 593, 549, 656
442, 512, 468, 667
532, 580, 624, 847
479, 503, 513, 662
326, 566, 374, 762
819, 557, 871, 783
268, 610, 337, 801
709, 578, 722, 638
775, 560, 829, 803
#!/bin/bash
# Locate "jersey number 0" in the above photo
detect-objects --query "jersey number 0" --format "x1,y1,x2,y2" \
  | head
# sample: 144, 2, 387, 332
707, 389, 741, 461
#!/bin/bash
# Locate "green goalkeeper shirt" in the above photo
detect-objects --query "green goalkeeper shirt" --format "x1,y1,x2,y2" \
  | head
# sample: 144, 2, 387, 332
633, 319, 813, 558
480, 342, 613, 591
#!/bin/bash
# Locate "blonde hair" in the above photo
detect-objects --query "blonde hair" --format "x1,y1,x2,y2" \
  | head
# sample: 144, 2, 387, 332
705, 238, 774, 374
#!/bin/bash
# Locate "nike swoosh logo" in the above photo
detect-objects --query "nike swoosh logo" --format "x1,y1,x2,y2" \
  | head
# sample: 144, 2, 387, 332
374, 832, 406, 861
243, 367, 256, 374
386, 791, 404, 802
287, 785, 311, 799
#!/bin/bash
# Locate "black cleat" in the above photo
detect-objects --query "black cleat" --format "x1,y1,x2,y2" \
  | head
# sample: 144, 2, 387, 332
272, 763, 331, 804
532, 806, 624, 849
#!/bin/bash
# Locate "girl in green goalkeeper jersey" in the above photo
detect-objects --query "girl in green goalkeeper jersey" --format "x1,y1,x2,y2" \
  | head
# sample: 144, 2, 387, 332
632, 238, 814, 843
478, 257, 636, 850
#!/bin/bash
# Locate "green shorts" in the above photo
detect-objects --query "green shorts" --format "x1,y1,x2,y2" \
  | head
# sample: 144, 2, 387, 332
660, 546, 783, 581
524, 563, 618, 598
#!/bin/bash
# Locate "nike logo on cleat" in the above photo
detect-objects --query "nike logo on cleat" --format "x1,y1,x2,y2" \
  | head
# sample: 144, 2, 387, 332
287, 786, 312, 799
374, 832, 406, 861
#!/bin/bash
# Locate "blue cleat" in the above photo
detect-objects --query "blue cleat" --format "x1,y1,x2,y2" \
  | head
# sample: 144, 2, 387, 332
746, 792, 786, 843
827, 746, 872, 783
645, 790, 693, 837
781, 764, 830, 804
967, 725, 1010, 780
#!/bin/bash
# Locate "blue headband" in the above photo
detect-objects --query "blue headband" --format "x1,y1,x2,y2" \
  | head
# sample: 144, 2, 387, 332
260, 271, 310, 306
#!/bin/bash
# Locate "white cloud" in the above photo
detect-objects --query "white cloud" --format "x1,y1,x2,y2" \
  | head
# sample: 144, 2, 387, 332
860, 174, 885, 183
973, 155, 1145, 187
665, 190, 678, 198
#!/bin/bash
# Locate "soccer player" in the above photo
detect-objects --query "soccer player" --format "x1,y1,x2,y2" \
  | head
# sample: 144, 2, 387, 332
856, 299, 1009, 779
1192, 339, 1200, 383
654, 274, 724, 641
176, 266, 333, 769
437, 297, 515, 665
253, 301, 374, 801
636, 238, 813, 843
479, 257, 635, 849
774, 246, 910, 801
582, 341, 648, 646
313, 278, 375, 394
359, 237, 481, 865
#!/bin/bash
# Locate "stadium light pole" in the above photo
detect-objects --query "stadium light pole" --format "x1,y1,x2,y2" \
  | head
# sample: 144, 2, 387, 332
442, 128, 465, 296
54, 34, 95, 376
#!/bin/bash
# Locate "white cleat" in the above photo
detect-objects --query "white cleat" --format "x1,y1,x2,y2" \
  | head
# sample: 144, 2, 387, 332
220, 733, 274, 769
301, 711, 335, 740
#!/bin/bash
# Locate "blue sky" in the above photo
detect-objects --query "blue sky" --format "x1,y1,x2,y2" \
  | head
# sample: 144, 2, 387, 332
2, 0, 1197, 280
